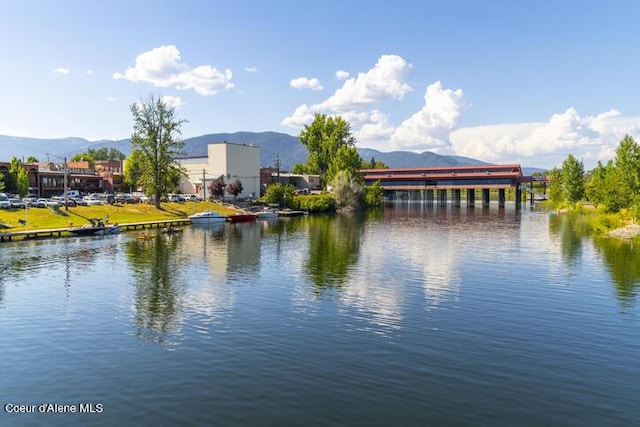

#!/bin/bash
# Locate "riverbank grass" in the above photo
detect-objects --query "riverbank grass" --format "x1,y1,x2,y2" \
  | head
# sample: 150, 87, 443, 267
0, 202, 240, 231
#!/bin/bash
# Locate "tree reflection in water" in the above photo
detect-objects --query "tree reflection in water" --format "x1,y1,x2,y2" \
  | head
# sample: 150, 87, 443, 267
304, 213, 366, 295
549, 211, 584, 266
594, 236, 640, 308
125, 234, 184, 344
550, 210, 640, 307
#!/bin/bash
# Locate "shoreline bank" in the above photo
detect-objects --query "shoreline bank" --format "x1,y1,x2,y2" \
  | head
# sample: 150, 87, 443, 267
607, 223, 640, 240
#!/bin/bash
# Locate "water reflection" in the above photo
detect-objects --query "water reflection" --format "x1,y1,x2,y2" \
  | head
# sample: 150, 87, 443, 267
549, 211, 584, 265
304, 213, 365, 294
594, 237, 640, 307
549, 210, 640, 307
125, 234, 185, 344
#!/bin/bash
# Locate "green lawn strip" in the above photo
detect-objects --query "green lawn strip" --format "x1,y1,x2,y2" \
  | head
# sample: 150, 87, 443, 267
0, 202, 239, 231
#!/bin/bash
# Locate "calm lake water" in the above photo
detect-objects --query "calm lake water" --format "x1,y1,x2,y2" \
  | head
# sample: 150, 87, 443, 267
1, 204, 639, 426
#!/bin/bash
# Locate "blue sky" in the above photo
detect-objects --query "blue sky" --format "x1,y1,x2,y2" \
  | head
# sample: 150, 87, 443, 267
2, 0, 639, 169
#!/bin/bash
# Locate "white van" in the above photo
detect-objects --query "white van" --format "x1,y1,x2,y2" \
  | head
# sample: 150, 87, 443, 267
67, 190, 80, 198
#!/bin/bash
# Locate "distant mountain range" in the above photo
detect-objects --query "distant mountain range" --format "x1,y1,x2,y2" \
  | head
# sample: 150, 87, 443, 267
0, 131, 545, 174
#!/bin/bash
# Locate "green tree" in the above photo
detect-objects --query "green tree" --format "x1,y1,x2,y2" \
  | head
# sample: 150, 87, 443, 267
362, 156, 388, 169
548, 167, 563, 204
0, 172, 4, 191
8, 157, 28, 196
292, 163, 307, 174
615, 134, 640, 197
331, 170, 363, 211
585, 160, 607, 207
262, 183, 295, 207
561, 154, 585, 204
70, 152, 95, 167
327, 145, 363, 185
26, 156, 38, 163
130, 95, 187, 209
363, 180, 384, 207
124, 149, 145, 192
601, 161, 628, 213
298, 113, 360, 186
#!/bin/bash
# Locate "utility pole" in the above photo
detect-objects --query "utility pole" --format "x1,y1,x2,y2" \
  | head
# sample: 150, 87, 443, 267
275, 154, 281, 185
202, 168, 206, 201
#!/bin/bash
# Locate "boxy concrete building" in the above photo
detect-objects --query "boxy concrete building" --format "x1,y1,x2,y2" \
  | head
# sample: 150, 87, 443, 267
177, 141, 260, 200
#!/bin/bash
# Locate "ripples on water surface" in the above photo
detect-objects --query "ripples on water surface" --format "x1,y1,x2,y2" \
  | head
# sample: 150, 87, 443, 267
1, 205, 639, 426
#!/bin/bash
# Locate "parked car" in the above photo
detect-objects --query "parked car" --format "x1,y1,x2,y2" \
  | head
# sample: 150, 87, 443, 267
115, 193, 134, 204
9, 198, 27, 208
51, 196, 76, 207
0, 193, 11, 209
83, 196, 104, 206
38, 198, 59, 208
167, 193, 184, 202
23, 197, 44, 207
71, 197, 88, 206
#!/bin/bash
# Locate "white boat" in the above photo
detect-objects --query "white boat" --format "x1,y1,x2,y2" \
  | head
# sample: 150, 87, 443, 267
255, 208, 278, 219
188, 210, 228, 224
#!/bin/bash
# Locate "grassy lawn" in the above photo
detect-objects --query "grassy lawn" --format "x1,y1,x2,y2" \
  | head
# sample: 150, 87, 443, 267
0, 201, 241, 231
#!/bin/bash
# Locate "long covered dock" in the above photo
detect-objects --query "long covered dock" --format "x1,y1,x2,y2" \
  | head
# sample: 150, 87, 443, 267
362, 164, 547, 206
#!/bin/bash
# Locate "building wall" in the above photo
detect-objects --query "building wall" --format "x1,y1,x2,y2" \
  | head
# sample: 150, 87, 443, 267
177, 142, 260, 199
208, 143, 260, 199
178, 157, 209, 196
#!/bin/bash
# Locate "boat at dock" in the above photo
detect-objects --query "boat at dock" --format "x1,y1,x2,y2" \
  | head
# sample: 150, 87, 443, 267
69, 221, 121, 237
228, 213, 257, 223
188, 211, 228, 224
255, 208, 278, 219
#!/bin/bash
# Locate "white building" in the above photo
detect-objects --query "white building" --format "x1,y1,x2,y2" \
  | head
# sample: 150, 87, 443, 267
177, 142, 261, 200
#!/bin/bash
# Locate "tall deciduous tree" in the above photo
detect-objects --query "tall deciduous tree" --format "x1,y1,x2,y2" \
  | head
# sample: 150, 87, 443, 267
123, 149, 145, 192
561, 154, 585, 204
8, 157, 28, 196
586, 160, 606, 207
600, 160, 628, 213
614, 134, 640, 200
298, 113, 361, 186
130, 96, 187, 209
548, 167, 563, 204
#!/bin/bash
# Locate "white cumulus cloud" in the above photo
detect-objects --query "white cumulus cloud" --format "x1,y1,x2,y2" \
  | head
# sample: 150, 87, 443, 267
113, 45, 233, 96
53, 67, 70, 75
290, 77, 323, 91
449, 108, 640, 169
162, 95, 185, 109
281, 53, 640, 169
282, 54, 413, 129
319, 54, 413, 111
244, 66, 257, 72
335, 70, 350, 80
390, 81, 465, 152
